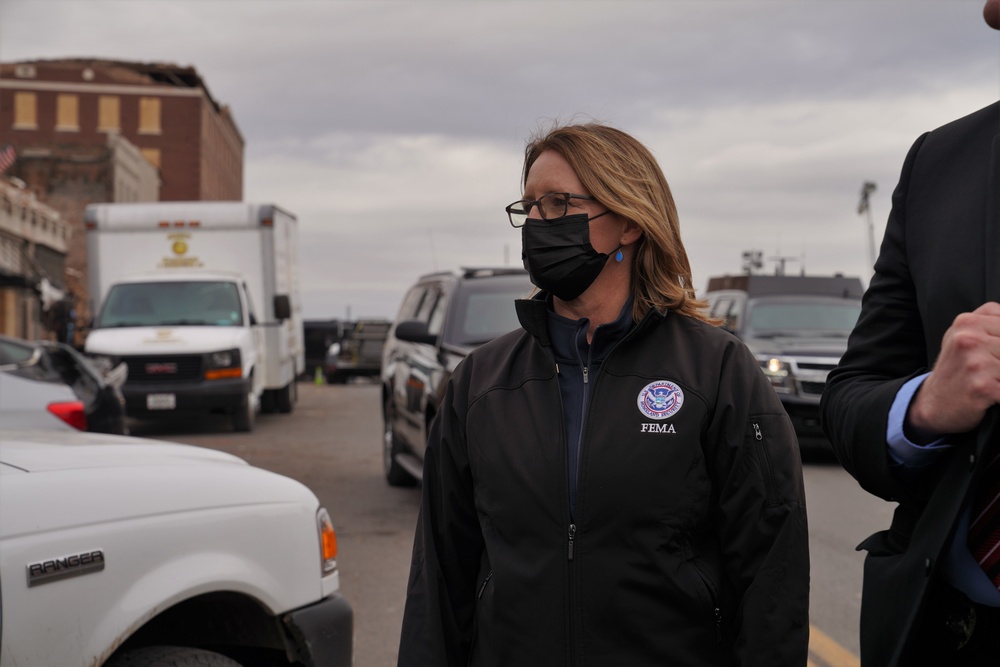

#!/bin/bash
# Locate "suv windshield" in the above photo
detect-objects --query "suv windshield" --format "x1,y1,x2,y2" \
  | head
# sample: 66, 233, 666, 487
445, 277, 532, 346
746, 299, 861, 337
96, 281, 243, 328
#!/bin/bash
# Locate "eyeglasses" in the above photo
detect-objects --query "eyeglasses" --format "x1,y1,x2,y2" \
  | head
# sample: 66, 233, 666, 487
505, 192, 597, 228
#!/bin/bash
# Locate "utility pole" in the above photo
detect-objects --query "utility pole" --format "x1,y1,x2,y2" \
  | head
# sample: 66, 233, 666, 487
857, 181, 877, 277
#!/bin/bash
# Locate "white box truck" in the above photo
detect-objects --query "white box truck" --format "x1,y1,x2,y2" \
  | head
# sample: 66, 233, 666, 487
83, 202, 304, 432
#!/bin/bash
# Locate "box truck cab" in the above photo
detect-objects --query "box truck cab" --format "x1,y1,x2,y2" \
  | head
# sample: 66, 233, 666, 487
84, 202, 304, 432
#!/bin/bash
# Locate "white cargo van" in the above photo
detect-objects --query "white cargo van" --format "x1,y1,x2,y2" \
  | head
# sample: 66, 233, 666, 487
84, 202, 304, 432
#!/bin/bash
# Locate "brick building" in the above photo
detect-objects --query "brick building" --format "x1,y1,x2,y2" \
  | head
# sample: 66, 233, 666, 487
0, 58, 244, 201
0, 58, 244, 339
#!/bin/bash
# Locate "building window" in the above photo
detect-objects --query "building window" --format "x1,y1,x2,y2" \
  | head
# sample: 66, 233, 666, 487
138, 97, 161, 134
13, 92, 37, 129
56, 94, 80, 131
141, 148, 161, 168
98, 96, 120, 132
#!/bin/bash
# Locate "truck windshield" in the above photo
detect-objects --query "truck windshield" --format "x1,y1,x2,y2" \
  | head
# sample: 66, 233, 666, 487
96, 281, 243, 328
746, 299, 861, 337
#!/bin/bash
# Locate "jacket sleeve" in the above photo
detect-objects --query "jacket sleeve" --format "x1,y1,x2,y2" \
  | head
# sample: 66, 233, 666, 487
397, 363, 484, 667
820, 132, 931, 506
706, 340, 810, 667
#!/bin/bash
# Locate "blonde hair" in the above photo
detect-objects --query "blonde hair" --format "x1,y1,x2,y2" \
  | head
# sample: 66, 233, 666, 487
523, 122, 713, 323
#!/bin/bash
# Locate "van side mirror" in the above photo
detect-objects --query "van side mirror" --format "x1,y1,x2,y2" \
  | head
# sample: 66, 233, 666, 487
274, 294, 291, 321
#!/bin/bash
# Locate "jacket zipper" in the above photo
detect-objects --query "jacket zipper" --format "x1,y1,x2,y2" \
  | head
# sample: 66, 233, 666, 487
566, 322, 641, 666
751, 418, 779, 506
558, 314, 656, 667
468, 570, 493, 666
691, 559, 723, 644
477, 570, 493, 599
545, 348, 576, 666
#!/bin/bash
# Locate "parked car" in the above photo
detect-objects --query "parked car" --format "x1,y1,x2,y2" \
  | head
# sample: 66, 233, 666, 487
703, 273, 863, 453
304, 319, 347, 379
325, 319, 391, 384
0, 334, 127, 434
380, 267, 533, 485
0, 428, 353, 666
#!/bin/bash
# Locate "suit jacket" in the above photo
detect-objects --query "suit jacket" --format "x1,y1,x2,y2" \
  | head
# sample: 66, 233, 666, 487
820, 101, 1000, 666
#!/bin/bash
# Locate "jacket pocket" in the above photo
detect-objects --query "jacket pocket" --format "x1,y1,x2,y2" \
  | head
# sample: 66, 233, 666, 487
689, 561, 724, 645
749, 416, 780, 507
468, 570, 493, 666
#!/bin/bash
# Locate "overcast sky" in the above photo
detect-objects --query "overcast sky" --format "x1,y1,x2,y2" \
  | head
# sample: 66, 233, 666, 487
2, 0, 998, 320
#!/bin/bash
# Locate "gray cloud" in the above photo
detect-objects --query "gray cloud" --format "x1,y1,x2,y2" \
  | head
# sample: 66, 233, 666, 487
2, 0, 997, 318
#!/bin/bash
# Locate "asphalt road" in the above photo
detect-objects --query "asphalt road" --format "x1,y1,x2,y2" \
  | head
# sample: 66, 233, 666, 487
133, 379, 896, 667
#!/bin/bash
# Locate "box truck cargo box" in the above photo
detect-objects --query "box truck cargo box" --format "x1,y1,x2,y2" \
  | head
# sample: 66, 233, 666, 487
84, 202, 304, 431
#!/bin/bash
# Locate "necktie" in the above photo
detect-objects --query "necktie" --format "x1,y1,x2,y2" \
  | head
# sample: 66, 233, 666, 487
967, 443, 1000, 588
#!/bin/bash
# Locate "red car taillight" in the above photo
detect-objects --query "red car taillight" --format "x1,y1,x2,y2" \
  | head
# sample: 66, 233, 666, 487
47, 401, 87, 430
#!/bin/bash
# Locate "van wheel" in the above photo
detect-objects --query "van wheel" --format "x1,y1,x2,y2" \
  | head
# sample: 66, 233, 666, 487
277, 382, 294, 413
260, 389, 277, 414
383, 403, 415, 487
107, 645, 242, 666
233, 389, 255, 432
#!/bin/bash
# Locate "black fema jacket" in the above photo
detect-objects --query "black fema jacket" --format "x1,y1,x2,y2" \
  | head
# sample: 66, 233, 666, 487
398, 297, 810, 667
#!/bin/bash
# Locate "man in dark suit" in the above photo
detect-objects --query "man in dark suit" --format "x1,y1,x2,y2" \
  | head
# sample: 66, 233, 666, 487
821, 2, 1000, 665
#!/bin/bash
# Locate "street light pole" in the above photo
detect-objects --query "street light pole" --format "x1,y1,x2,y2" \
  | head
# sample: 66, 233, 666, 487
857, 181, 877, 277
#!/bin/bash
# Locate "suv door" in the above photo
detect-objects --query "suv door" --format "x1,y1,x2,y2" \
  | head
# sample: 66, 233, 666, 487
396, 284, 446, 454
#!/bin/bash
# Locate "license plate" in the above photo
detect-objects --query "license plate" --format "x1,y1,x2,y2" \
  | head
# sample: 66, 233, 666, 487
147, 393, 176, 410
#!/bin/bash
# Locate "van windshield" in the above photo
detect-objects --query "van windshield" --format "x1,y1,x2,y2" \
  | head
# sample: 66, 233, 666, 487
96, 281, 243, 328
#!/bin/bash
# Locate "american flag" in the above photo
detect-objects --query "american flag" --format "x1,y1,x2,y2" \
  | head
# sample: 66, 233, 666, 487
0, 144, 16, 175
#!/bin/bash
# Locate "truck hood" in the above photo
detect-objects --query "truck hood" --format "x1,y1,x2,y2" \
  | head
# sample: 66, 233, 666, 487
0, 429, 245, 472
86, 326, 247, 355
0, 429, 319, 545
743, 335, 849, 359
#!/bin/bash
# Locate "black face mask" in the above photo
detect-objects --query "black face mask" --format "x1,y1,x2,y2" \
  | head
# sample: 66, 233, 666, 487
521, 213, 620, 301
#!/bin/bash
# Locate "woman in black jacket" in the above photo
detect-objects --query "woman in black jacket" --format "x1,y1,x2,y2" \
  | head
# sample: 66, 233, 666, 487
398, 122, 810, 666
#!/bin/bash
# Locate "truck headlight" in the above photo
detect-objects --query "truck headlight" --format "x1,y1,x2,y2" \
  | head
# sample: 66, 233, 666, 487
204, 348, 242, 381
317, 507, 339, 575
759, 356, 794, 394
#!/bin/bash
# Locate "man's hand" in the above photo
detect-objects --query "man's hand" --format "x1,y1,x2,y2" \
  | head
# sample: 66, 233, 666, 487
907, 302, 1000, 440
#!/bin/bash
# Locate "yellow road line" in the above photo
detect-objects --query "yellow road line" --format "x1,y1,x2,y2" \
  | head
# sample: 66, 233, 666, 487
808, 624, 860, 667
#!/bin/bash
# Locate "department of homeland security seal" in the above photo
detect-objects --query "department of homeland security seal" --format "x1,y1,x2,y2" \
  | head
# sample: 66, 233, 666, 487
637, 380, 684, 420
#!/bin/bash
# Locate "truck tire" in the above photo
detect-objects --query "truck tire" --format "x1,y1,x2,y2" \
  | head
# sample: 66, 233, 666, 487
260, 389, 277, 414
106, 645, 243, 666
383, 403, 415, 487
233, 389, 255, 433
276, 381, 294, 413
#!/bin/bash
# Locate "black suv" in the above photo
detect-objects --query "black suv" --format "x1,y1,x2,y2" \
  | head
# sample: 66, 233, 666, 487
704, 274, 863, 453
380, 267, 534, 485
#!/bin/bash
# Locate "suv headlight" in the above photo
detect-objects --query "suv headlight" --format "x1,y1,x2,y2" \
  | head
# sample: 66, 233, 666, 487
204, 348, 242, 380
758, 356, 794, 394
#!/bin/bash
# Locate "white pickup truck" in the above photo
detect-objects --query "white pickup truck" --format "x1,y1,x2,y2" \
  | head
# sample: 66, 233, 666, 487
0, 429, 353, 666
